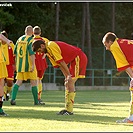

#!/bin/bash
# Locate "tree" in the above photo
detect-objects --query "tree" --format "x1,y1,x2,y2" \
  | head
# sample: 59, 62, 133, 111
0, 9, 14, 32
81, 3, 86, 52
86, 2, 92, 69
55, 2, 60, 40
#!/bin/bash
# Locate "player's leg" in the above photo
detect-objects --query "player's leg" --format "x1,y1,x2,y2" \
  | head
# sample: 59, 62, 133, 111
58, 52, 87, 115
116, 89, 133, 123
64, 53, 87, 114
29, 68, 41, 105
37, 70, 45, 104
0, 78, 8, 116
3, 82, 7, 101
5, 79, 13, 101
10, 71, 23, 105
57, 78, 77, 115
6, 64, 14, 101
65, 78, 77, 112
0, 62, 8, 115
30, 79, 38, 105
10, 79, 22, 105
129, 90, 133, 116
57, 56, 79, 115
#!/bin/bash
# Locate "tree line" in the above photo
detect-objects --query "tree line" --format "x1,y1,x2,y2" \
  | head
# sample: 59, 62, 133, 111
1, 2, 133, 69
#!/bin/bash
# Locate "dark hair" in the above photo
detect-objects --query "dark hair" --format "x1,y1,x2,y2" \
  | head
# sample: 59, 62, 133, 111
32, 40, 45, 52
1, 30, 8, 38
102, 32, 117, 43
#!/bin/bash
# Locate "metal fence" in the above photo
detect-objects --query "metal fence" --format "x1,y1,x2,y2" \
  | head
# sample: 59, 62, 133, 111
42, 64, 130, 86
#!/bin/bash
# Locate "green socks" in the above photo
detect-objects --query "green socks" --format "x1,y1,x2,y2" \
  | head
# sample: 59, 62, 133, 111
11, 84, 19, 100
32, 86, 38, 104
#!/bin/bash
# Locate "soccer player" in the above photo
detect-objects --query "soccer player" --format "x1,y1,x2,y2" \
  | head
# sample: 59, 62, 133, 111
33, 26, 49, 104
0, 33, 12, 116
1, 31, 15, 101
10, 25, 39, 105
32, 40, 88, 115
102, 32, 133, 123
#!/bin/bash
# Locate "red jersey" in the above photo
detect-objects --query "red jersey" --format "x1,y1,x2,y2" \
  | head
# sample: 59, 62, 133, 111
35, 52, 48, 70
34, 35, 49, 71
110, 38, 133, 71
46, 41, 82, 68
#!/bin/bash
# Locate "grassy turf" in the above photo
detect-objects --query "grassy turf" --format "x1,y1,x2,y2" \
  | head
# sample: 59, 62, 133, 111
0, 89, 133, 132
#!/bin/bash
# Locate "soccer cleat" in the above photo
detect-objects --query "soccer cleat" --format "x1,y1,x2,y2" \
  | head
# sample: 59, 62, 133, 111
2, 96, 6, 101
10, 100, 16, 105
34, 100, 45, 105
3, 98, 6, 101
38, 99, 45, 105
0, 111, 9, 116
116, 117, 133, 124
57, 109, 73, 115
6, 93, 10, 101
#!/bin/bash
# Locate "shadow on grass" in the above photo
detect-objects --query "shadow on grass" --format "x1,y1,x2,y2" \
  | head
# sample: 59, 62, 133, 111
2, 90, 132, 127
3, 106, 132, 127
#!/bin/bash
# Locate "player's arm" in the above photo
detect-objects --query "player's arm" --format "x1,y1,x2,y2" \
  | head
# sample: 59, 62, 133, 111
125, 67, 133, 89
29, 39, 36, 72
0, 34, 12, 45
59, 61, 72, 81
126, 67, 133, 79
30, 54, 35, 72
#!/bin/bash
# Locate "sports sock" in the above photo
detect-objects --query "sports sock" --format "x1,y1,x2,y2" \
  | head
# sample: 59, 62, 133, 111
11, 84, 19, 100
66, 91, 76, 112
32, 86, 38, 104
65, 89, 69, 110
4, 86, 7, 99
7, 86, 12, 94
129, 92, 133, 115
38, 83, 42, 100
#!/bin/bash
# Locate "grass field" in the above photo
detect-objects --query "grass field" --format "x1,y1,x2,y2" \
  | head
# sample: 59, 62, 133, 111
0, 89, 133, 132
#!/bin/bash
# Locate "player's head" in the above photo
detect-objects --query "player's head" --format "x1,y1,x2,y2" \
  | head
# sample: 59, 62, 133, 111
32, 40, 47, 53
25, 25, 33, 36
102, 32, 117, 50
1, 30, 8, 44
33, 26, 41, 35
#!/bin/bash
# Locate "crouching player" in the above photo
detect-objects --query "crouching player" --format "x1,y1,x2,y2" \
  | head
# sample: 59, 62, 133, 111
102, 32, 133, 123
32, 40, 88, 115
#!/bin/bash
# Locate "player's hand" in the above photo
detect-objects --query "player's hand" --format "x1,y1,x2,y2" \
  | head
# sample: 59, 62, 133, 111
42, 54, 46, 59
64, 75, 72, 86
7, 40, 13, 45
30, 65, 34, 72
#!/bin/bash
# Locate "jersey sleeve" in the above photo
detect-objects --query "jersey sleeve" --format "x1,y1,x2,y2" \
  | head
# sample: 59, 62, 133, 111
48, 41, 63, 63
110, 41, 130, 71
46, 41, 64, 67
28, 39, 35, 55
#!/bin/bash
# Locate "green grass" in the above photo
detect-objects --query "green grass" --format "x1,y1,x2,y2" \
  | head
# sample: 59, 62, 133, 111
0, 89, 133, 132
